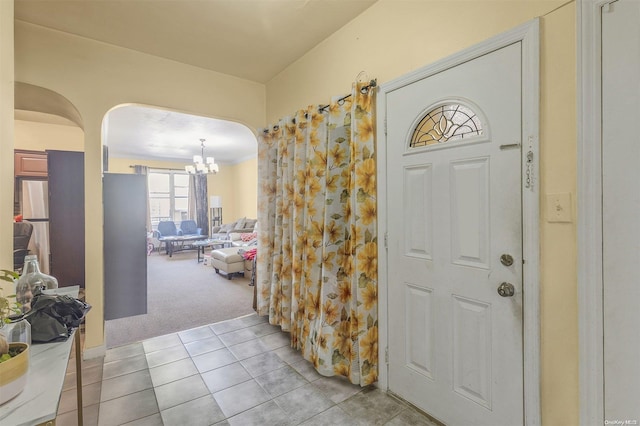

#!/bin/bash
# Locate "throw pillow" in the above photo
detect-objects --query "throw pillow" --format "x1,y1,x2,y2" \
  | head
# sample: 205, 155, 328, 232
244, 219, 257, 229
240, 232, 258, 242
220, 222, 235, 232
233, 217, 247, 230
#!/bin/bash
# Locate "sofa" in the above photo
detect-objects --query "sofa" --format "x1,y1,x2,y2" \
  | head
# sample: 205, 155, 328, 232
229, 231, 258, 247
211, 217, 257, 239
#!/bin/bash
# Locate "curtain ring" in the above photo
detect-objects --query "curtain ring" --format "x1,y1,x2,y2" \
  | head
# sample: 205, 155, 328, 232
356, 70, 369, 83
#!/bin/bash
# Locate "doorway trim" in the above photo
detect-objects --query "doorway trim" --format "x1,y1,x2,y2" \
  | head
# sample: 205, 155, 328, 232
577, 0, 610, 424
376, 20, 540, 424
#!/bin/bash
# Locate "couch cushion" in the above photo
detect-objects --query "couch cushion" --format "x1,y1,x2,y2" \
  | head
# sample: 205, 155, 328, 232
211, 248, 244, 263
233, 217, 247, 230
220, 222, 236, 232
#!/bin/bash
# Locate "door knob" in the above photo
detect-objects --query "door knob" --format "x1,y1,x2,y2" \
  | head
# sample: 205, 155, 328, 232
497, 282, 515, 297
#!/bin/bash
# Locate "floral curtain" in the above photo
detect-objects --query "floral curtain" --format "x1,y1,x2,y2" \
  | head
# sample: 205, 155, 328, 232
256, 81, 377, 386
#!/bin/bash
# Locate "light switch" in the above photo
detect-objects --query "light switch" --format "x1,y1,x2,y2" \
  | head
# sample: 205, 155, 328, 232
546, 193, 572, 223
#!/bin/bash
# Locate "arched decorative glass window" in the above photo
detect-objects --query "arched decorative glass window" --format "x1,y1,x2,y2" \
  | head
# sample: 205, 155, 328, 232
410, 103, 483, 148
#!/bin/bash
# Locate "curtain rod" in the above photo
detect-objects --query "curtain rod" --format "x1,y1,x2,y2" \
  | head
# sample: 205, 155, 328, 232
318, 79, 377, 113
264, 79, 377, 133
129, 165, 185, 172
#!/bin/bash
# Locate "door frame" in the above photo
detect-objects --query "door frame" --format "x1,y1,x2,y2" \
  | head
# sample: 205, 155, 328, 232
577, 1, 614, 424
376, 20, 541, 424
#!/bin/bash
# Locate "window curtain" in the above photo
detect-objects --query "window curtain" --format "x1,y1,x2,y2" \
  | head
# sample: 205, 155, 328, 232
256, 81, 377, 386
133, 165, 152, 232
188, 176, 197, 221
194, 174, 209, 236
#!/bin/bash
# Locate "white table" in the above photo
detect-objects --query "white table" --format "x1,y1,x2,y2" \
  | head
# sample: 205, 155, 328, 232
0, 286, 83, 426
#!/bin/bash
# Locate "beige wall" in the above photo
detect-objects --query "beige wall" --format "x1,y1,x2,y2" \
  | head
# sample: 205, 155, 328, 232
13, 20, 266, 354
223, 157, 258, 221
0, 1, 14, 295
267, 0, 566, 121
15, 119, 84, 152
265, 0, 578, 424
540, 4, 578, 423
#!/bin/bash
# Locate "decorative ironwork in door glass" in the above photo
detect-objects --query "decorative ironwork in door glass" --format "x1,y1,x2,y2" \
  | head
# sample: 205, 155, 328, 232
410, 103, 483, 147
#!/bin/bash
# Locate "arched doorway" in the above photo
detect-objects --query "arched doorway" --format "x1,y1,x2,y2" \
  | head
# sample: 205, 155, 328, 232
13, 82, 85, 288
101, 104, 258, 348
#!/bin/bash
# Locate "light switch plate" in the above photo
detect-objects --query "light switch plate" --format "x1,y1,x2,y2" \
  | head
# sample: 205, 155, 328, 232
546, 192, 572, 223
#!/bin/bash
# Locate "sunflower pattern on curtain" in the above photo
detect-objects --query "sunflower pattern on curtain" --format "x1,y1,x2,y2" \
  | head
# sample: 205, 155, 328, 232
256, 82, 377, 386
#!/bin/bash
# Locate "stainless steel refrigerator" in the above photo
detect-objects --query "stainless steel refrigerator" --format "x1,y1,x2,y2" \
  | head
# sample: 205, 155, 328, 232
21, 180, 50, 274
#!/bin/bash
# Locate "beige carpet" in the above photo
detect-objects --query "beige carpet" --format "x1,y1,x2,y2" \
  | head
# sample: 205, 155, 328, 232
105, 249, 256, 348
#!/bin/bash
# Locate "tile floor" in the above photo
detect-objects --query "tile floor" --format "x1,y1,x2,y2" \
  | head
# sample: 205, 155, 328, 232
56, 314, 439, 426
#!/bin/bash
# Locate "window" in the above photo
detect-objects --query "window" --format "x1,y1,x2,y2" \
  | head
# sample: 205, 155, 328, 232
410, 103, 483, 148
148, 171, 190, 230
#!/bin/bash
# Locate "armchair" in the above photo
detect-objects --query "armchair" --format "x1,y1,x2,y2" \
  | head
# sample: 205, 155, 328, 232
155, 221, 178, 253
178, 220, 202, 236
156, 221, 178, 238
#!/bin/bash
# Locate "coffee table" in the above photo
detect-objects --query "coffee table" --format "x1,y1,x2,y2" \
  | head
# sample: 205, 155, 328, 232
158, 235, 208, 257
193, 238, 232, 262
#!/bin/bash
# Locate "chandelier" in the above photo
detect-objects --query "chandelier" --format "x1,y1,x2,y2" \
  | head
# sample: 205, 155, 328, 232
185, 138, 219, 174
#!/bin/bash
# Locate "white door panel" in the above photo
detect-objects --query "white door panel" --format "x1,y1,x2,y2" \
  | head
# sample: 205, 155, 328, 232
387, 43, 523, 425
602, 0, 640, 421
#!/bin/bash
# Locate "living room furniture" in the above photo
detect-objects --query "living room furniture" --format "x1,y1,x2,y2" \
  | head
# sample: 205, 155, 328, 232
157, 220, 178, 237
156, 220, 179, 253
210, 217, 257, 239
193, 239, 231, 262
210, 247, 245, 279
229, 231, 258, 247
178, 219, 202, 236
0, 286, 83, 426
13, 221, 33, 271
159, 234, 208, 257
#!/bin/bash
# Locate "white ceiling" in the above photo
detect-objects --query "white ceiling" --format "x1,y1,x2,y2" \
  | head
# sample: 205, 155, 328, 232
104, 105, 257, 164
15, 0, 377, 163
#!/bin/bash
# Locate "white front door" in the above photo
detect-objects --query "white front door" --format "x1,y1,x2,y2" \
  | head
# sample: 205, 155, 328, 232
386, 43, 524, 425
602, 0, 640, 421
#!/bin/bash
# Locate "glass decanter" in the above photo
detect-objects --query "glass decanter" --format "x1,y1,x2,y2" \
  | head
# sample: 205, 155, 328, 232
15, 254, 58, 313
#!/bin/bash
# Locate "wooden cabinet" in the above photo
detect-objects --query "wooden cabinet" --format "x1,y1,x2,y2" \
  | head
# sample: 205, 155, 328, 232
15, 150, 48, 177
